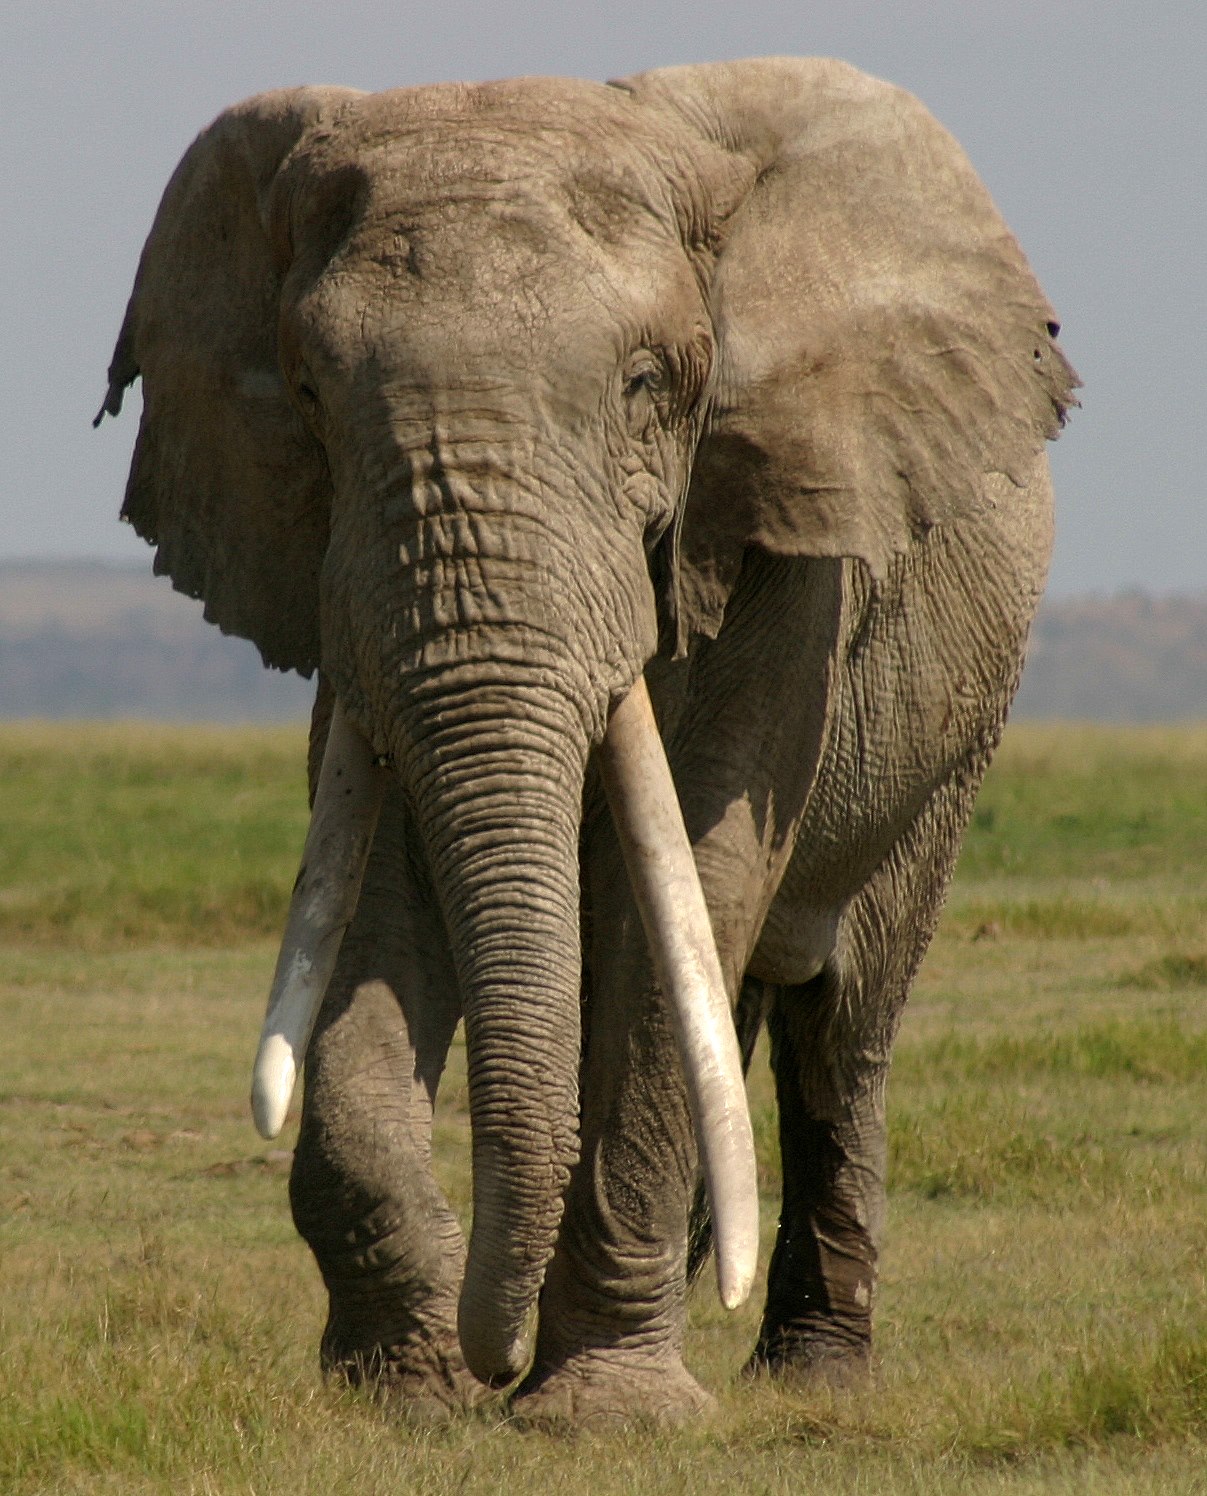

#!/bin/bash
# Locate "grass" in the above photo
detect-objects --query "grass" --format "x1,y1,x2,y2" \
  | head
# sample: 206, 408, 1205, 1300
0, 723, 308, 947
1, 720, 1205, 1492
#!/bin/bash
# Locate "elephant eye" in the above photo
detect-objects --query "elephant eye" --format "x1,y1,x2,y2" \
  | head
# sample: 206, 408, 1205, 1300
292, 367, 325, 430
622, 352, 663, 404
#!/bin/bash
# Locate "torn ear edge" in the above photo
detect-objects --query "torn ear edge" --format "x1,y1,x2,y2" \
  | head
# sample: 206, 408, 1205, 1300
93, 320, 139, 427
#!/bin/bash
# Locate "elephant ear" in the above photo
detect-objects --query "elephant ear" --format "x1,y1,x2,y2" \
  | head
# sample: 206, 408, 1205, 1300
97, 87, 359, 674
619, 58, 1079, 649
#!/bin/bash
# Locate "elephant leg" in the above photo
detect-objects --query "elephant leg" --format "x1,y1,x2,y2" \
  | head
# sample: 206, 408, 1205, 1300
750, 746, 995, 1380
288, 687, 477, 1413
516, 554, 841, 1422
751, 972, 887, 1379
515, 824, 712, 1423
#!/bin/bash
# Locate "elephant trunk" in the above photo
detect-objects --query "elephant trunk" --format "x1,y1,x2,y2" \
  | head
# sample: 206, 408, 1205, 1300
393, 667, 588, 1386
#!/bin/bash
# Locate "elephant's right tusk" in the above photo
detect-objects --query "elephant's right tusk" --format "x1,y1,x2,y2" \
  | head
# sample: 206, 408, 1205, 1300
250, 700, 387, 1140
598, 676, 760, 1310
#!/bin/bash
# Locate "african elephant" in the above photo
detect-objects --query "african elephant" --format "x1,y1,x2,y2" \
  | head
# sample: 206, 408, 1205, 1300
99, 57, 1076, 1422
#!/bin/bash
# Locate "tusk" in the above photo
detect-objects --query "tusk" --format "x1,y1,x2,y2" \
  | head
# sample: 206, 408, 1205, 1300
250, 700, 387, 1140
597, 675, 759, 1310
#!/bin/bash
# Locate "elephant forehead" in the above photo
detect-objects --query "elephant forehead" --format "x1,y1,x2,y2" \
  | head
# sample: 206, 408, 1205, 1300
307, 77, 696, 254
279, 80, 715, 381
316, 186, 699, 370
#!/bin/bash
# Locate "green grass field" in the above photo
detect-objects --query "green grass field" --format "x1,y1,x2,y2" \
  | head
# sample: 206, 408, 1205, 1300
1, 722, 1204, 1493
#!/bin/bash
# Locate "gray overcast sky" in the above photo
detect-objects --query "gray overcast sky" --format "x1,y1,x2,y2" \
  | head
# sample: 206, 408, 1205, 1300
3, 1, 1203, 595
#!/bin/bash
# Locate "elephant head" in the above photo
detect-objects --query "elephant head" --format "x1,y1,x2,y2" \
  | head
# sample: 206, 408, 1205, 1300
99, 59, 1075, 1386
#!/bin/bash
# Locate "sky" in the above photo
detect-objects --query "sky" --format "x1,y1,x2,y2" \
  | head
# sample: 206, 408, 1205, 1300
3, 1, 1203, 597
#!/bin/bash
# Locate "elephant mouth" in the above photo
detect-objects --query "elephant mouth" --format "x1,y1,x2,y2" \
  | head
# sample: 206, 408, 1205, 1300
250, 674, 758, 1346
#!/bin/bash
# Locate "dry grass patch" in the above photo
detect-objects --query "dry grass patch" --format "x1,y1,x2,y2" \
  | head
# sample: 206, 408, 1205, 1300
1, 721, 1205, 1490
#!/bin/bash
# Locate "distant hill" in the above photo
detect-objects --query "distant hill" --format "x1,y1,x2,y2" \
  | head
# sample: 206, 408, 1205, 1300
1, 562, 1203, 722
1013, 591, 1207, 722
0, 562, 311, 721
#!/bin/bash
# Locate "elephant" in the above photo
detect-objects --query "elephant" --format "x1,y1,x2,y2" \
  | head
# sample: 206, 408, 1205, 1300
98, 57, 1076, 1423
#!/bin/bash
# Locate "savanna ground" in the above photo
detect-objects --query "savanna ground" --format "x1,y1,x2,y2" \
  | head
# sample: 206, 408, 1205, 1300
1, 721, 1204, 1494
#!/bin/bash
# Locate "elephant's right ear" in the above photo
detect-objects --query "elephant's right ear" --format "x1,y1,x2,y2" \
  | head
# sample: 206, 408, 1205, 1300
97, 88, 357, 674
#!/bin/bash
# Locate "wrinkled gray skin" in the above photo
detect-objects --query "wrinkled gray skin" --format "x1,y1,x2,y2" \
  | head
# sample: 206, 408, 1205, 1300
100, 58, 1076, 1422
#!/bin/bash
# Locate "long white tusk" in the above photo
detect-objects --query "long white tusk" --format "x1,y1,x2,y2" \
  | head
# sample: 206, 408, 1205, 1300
597, 675, 759, 1310
251, 700, 387, 1140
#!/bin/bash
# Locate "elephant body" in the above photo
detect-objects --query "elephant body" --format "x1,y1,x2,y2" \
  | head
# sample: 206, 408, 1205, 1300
101, 58, 1074, 1421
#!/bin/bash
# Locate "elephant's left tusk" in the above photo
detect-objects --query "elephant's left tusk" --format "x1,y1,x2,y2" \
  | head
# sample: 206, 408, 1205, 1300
251, 699, 387, 1139
598, 675, 760, 1311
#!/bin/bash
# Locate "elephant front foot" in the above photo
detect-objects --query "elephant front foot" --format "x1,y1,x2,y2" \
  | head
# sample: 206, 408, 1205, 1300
321, 1312, 485, 1419
511, 1351, 713, 1428
745, 1318, 871, 1387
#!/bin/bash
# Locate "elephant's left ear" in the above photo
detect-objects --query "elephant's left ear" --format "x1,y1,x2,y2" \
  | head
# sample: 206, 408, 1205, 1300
97, 87, 359, 674
617, 58, 1080, 650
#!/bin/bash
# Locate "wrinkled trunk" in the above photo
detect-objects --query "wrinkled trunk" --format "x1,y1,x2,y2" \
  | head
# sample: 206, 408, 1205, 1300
393, 667, 589, 1385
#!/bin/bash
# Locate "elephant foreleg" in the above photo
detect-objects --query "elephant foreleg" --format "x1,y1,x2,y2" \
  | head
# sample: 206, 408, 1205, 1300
288, 687, 476, 1412
517, 553, 840, 1420
517, 823, 712, 1422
